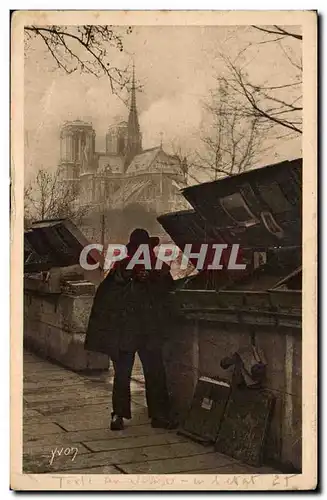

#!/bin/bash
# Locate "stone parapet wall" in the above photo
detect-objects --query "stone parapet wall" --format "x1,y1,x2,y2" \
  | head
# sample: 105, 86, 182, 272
24, 286, 109, 372
170, 289, 302, 472
23, 279, 302, 470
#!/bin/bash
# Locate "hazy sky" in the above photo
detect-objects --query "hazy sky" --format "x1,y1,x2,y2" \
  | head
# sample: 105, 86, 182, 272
24, 25, 302, 183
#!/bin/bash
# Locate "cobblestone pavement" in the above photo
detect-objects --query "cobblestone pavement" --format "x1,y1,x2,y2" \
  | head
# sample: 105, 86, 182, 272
23, 350, 279, 474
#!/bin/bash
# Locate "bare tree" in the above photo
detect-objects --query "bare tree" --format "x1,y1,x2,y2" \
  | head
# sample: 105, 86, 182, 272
24, 25, 134, 95
24, 185, 33, 229
218, 25, 302, 136
196, 80, 266, 179
25, 168, 90, 224
170, 77, 269, 183
186, 24, 303, 183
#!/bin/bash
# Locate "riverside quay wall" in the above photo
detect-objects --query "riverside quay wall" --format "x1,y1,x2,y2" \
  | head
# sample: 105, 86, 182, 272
24, 270, 302, 471
24, 275, 109, 371
166, 285, 301, 472
24, 158, 303, 471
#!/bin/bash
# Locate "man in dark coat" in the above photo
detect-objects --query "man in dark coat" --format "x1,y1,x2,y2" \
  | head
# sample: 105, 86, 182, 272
84, 228, 176, 430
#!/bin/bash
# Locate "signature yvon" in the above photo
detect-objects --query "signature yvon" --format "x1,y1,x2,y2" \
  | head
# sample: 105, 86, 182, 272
49, 446, 79, 465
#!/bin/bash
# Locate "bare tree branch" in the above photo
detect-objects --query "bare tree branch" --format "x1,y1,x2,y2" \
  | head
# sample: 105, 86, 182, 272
24, 25, 133, 96
278, 41, 303, 71
252, 25, 302, 41
219, 48, 302, 135
212, 26, 303, 137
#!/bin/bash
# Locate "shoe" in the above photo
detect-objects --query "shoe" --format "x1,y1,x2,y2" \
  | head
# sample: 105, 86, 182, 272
151, 418, 179, 430
110, 414, 124, 431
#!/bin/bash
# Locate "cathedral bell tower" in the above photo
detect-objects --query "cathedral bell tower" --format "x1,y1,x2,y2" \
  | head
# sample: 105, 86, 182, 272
124, 63, 142, 170
59, 120, 95, 196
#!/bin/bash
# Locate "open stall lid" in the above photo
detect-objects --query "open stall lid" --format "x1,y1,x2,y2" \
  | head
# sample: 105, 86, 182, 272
181, 158, 302, 249
24, 218, 102, 273
157, 209, 224, 250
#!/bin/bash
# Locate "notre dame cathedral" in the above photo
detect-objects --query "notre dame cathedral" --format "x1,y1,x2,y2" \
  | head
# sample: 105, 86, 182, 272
58, 67, 189, 241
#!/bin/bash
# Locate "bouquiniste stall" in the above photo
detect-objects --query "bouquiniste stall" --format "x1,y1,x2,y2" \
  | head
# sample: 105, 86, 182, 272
24, 158, 302, 472
158, 158, 302, 472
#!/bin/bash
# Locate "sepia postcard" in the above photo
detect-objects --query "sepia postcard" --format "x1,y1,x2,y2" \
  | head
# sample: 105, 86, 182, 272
10, 9, 317, 491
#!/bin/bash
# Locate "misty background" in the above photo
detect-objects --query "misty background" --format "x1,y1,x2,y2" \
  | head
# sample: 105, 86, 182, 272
24, 25, 302, 185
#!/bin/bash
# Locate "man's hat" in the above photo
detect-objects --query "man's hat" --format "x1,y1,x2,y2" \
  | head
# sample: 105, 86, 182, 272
126, 228, 159, 254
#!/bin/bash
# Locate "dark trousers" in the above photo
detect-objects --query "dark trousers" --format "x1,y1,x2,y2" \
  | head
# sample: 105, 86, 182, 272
112, 345, 171, 420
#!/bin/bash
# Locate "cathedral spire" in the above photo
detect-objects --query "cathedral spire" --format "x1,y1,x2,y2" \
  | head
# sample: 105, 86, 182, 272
125, 62, 142, 169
